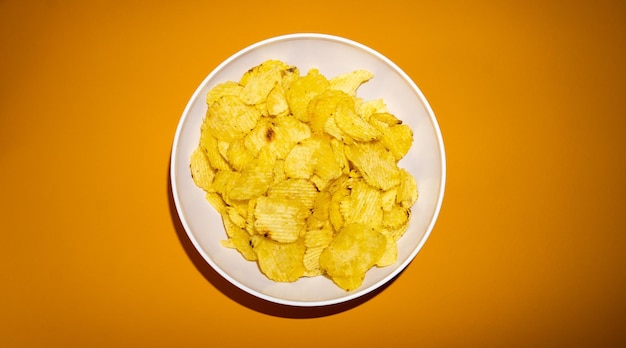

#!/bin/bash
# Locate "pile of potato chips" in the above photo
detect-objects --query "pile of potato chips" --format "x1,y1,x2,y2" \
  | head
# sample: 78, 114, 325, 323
190, 59, 417, 291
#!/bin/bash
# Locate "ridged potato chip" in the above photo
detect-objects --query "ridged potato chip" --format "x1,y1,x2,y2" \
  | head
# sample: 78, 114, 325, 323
190, 59, 419, 290
205, 95, 262, 142
319, 223, 387, 291
345, 141, 401, 191
190, 147, 215, 192
329, 69, 374, 96
286, 68, 330, 122
254, 196, 309, 243
251, 235, 306, 282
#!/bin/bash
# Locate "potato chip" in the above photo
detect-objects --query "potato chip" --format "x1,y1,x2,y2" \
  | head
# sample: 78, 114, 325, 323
327, 276, 364, 292
190, 147, 215, 192
376, 235, 398, 267
205, 95, 262, 142
268, 178, 319, 210
190, 59, 419, 290
339, 179, 383, 230
319, 223, 386, 291
312, 139, 343, 180
382, 211, 411, 240
224, 138, 254, 172
307, 89, 354, 135
303, 245, 326, 276
303, 226, 334, 248
206, 81, 243, 105
251, 235, 306, 282
334, 101, 382, 142
397, 168, 418, 208
383, 204, 410, 230
211, 169, 239, 200
383, 124, 414, 161
345, 141, 401, 191
329, 69, 374, 96
307, 191, 332, 230
328, 176, 351, 232
266, 82, 290, 117
239, 59, 296, 105
323, 113, 354, 145
286, 68, 330, 122
356, 99, 389, 119
222, 214, 256, 261
266, 116, 311, 159
199, 128, 231, 171
381, 187, 398, 212
242, 117, 273, 157
284, 137, 321, 179
205, 192, 227, 214
371, 111, 401, 125
254, 196, 309, 243
228, 167, 273, 201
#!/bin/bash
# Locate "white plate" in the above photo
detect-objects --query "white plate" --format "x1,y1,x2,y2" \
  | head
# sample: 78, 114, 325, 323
170, 33, 446, 307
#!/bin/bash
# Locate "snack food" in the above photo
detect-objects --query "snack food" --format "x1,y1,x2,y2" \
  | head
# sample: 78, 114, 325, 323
190, 59, 417, 291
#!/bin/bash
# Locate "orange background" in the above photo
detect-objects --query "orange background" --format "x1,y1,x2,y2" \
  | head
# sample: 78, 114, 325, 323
2, 0, 625, 346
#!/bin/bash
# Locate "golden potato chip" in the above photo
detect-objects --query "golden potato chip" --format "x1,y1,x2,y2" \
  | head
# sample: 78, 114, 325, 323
376, 234, 398, 267
323, 112, 355, 145
222, 214, 256, 261
303, 226, 334, 248
397, 168, 418, 208
307, 191, 332, 230
228, 168, 273, 201
190, 147, 215, 192
224, 138, 254, 172
307, 89, 354, 135
345, 141, 401, 191
199, 128, 231, 171
382, 211, 411, 240
242, 117, 273, 157
384, 124, 414, 161
329, 69, 374, 96
268, 178, 319, 210
327, 276, 364, 291
206, 81, 243, 105
334, 101, 382, 142
211, 169, 239, 200
339, 179, 383, 230
254, 196, 309, 243
303, 246, 326, 276
330, 138, 350, 174
381, 187, 398, 212
226, 206, 247, 229
266, 82, 289, 117
356, 99, 389, 119
251, 235, 306, 282
371, 111, 401, 126
266, 116, 311, 159
245, 198, 258, 235
319, 223, 387, 291
205, 192, 227, 214
272, 159, 287, 184
204, 95, 262, 142
228, 149, 275, 201
312, 139, 343, 180
239, 59, 295, 105
383, 204, 410, 229
286, 68, 330, 122
284, 137, 321, 179
232, 191, 251, 212
328, 176, 351, 232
